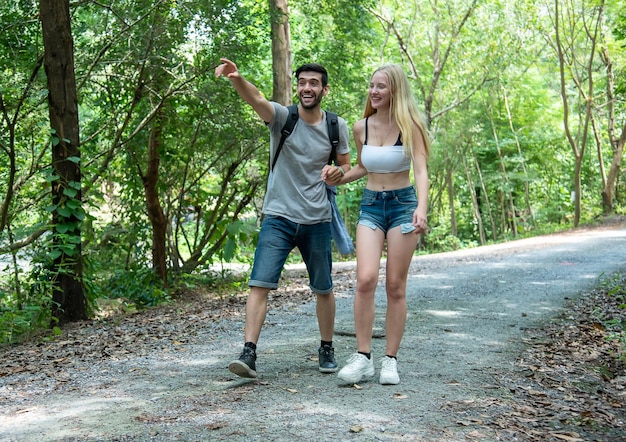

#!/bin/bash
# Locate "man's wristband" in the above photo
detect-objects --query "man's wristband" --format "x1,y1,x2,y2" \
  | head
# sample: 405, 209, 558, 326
336, 166, 345, 176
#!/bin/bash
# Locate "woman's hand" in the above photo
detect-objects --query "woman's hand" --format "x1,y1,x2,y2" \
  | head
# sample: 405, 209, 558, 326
412, 209, 427, 234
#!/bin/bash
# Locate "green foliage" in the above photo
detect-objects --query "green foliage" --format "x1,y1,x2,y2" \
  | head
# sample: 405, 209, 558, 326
93, 267, 170, 309
0, 303, 46, 345
0, 258, 57, 345
424, 223, 477, 252
290, 0, 376, 119
173, 269, 248, 298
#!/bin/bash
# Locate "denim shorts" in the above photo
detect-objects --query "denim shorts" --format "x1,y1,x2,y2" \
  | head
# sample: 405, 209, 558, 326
358, 186, 418, 235
249, 215, 333, 294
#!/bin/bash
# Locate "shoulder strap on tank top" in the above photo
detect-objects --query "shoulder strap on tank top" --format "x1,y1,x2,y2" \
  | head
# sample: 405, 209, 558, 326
394, 133, 402, 146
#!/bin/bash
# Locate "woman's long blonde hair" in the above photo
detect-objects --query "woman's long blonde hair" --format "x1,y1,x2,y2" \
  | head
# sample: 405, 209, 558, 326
363, 64, 431, 160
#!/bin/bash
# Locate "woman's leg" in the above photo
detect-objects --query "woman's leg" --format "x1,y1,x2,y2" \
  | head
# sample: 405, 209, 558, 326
354, 223, 385, 353
383, 226, 419, 356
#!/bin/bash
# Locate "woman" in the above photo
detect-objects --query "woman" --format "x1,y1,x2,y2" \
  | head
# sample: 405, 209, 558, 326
331, 64, 430, 385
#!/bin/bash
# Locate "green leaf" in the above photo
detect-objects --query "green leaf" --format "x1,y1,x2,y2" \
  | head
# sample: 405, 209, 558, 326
61, 246, 77, 257
57, 206, 72, 218
65, 199, 81, 209
223, 237, 236, 262
56, 224, 69, 233
227, 221, 242, 234
63, 187, 78, 198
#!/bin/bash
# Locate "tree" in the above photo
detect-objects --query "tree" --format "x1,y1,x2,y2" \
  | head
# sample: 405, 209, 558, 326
547, 0, 605, 227
40, 0, 87, 322
599, 37, 626, 213
269, 0, 292, 105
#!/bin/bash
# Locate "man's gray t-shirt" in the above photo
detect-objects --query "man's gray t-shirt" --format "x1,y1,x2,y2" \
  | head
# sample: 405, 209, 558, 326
263, 102, 350, 225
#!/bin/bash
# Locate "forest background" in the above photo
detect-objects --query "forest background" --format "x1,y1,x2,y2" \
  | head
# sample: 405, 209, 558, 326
0, 0, 624, 344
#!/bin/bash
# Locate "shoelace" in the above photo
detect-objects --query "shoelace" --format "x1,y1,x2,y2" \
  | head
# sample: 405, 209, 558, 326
347, 353, 365, 364
381, 357, 396, 370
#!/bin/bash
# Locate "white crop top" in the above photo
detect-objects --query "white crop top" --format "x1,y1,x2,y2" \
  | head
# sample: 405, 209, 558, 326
360, 118, 411, 173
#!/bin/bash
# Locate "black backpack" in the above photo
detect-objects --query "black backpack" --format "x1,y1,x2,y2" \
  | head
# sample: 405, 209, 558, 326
270, 105, 339, 171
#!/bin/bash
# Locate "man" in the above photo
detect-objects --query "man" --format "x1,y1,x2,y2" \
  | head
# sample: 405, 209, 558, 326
215, 58, 351, 378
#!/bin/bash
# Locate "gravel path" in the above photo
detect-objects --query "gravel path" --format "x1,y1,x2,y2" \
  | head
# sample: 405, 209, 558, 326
1, 222, 625, 441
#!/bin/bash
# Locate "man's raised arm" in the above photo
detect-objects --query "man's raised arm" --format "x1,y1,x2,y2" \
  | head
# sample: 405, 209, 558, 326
215, 58, 274, 123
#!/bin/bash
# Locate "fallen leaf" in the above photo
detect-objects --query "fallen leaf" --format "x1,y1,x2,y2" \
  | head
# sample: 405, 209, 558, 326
457, 418, 483, 426
591, 322, 605, 332
527, 389, 547, 397
551, 432, 583, 441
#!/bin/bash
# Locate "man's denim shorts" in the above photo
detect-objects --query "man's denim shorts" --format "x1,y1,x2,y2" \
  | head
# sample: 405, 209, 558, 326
249, 215, 333, 295
358, 186, 418, 235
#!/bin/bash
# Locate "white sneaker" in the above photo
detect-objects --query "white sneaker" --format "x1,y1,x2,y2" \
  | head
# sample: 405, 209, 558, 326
379, 356, 400, 385
337, 353, 375, 383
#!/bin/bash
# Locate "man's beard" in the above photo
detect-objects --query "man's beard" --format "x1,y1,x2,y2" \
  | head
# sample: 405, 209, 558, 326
299, 93, 323, 109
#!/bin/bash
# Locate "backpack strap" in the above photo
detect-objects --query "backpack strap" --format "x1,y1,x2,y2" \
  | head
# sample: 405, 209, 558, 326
271, 105, 299, 172
325, 111, 339, 165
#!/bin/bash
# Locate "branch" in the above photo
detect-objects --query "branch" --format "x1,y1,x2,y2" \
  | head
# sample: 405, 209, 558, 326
0, 227, 48, 254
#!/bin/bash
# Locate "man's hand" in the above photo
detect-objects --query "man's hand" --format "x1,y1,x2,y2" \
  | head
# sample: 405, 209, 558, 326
215, 58, 240, 80
321, 165, 344, 185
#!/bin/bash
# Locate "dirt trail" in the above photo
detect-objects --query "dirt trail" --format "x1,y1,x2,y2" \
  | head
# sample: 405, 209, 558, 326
1, 222, 625, 441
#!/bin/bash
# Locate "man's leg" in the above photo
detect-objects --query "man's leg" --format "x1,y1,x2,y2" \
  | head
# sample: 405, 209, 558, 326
229, 216, 293, 378
228, 286, 270, 379
316, 291, 338, 373
298, 221, 338, 372
244, 286, 271, 344
316, 292, 336, 342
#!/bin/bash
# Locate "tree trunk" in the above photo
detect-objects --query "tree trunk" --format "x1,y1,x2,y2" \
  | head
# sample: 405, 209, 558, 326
269, 0, 292, 105
445, 160, 457, 237
474, 156, 497, 241
600, 44, 624, 214
603, 123, 626, 211
463, 154, 485, 245
40, 0, 86, 322
488, 108, 517, 236
144, 112, 168, 285
502, 84, 533, 227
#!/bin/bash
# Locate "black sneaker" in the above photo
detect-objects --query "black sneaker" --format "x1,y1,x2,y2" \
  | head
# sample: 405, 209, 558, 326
229, 346, 257, 378
318, 345, 338, 373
